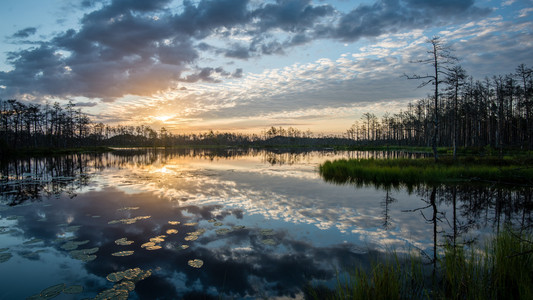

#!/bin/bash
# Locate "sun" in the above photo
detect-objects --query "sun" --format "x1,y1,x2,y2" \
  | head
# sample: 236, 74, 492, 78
153, 115, 173, 123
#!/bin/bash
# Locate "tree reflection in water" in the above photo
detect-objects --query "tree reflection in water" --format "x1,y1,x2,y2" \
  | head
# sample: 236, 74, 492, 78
0, 149, 531, 299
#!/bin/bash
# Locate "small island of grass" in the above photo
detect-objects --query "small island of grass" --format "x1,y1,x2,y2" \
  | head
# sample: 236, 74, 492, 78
319, 156, 533, 187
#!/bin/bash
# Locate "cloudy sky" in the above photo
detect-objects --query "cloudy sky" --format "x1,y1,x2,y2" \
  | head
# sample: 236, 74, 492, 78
0, 0, 532, 134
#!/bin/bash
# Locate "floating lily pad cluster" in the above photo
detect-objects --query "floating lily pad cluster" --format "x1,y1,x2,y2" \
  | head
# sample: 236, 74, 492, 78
115, 237, 134, 246
96, 267, 151, 299
166, 229, 178, 235
210, 219, 246, 236
27, 283, 83, 299
0, 248, 12, 263
20, 249, 45, 259
215, 228, 231, 235
23, 238, 43, 245
60, 240, 89, 251
188, 259, 204, 268
168, 221, 180, 225
141, 235, 166, 250
184, 229, 206, 241
111, 250, 134, 257
70, 247, 99, 262
260, 229, 278, 245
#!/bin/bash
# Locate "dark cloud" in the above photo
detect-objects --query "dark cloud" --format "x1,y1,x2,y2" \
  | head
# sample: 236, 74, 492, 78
251, 0, 334, 32
330, 0, 491, 42
184, 66, 231, 83
11, 27, 37, 39
224, 44, 251, 59
173, 0, 251, 38
232, 68, 243, 78
0, 0, 492, 100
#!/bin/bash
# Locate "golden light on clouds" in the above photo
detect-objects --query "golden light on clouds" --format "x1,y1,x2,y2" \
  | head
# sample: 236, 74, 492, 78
153, 115, 174, 123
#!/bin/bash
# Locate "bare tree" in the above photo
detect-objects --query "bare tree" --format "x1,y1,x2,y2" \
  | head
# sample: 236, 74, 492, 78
405, 36, 458, 161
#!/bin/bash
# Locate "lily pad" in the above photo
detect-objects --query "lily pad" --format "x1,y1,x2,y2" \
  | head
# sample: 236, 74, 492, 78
213, 222, 223, 227
166, 229, 178, 234
149, 235, 166, 243
65, 225, 81, 232
112, 251, 134, 257
232, 225, 245, 230
188, 259, 204, 268
168, 221, 180, 225
180, 245, 189, 250
189, 229, 206, 236
20, 250, 44, 259
215, 228, 231, 235
0, 252, 12, 263
123, 268, 143, 280
260, 229, 275, 236
106, 267, 150, 284
60, 240, 89, 251
146, 245, 162, 251
261, 238, 277, 246
115, 238, 134, 246
63, 285, 83, 294
183, 222, 198, 226
69, 247, 98, 262
114, 280, 135, 292
141, 242, 156, 248
40, 283, 65, 299
207, 219, 216, 223
95, 288, 128, 300
23, 238, 43, 245
106, 271, 125, 283
184, 235, 198, 241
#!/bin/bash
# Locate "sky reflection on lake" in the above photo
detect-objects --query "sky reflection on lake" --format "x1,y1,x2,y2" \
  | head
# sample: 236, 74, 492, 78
0, 149, 531, 299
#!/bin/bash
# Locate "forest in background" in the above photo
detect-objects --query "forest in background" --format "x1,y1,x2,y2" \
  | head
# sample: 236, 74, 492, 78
1, 63, 531, 153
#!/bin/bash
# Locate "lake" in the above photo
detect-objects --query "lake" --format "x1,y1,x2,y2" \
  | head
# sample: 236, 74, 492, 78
0, 149, 531, 299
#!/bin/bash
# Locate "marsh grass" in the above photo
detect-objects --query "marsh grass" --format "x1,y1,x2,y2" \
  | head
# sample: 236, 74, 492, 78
319, 157, 533, 187
441, 229, 533, 300
308, 228, 533, 300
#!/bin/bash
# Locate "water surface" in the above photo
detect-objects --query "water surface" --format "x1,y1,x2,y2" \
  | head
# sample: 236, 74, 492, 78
0, 149, 530, 299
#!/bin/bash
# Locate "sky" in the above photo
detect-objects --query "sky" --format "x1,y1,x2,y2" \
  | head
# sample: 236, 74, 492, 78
0, 0, 532, 134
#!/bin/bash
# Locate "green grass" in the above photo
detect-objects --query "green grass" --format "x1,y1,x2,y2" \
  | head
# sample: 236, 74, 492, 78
308, 228, 533, 300
319, 157, 533, 187
440, 229, 533, 300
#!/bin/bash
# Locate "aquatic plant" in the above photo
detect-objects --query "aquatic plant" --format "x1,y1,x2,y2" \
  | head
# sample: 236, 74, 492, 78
188, 259, 204, 268
308, 228, 533, 300
319, 157, 533, 187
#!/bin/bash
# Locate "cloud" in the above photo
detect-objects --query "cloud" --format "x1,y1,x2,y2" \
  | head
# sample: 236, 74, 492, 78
251, 0, 334, 32
0, 0, 495, 101
329, 0, 491, 42
11, 27, 37, 39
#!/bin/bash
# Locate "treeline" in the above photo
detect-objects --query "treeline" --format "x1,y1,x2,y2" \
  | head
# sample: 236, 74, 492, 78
0, 99, 355, 153
346, 63, 533, 150
0, 100, 92, 149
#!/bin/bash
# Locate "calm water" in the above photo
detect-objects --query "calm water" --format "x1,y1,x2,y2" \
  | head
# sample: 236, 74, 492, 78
0, 149, 531, 299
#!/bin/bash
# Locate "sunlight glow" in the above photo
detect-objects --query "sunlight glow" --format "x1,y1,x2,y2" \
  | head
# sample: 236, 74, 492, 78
153, 115, 174, 123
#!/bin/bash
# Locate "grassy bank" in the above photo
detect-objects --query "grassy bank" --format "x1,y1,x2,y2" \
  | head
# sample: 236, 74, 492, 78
319, 157, 533, 187
308, 228, 533, 299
